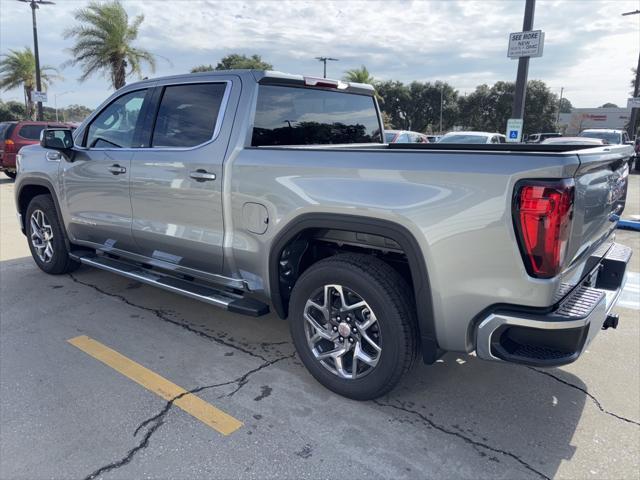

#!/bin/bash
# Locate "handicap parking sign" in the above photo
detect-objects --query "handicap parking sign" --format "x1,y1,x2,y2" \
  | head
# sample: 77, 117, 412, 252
505, 118, 523, 143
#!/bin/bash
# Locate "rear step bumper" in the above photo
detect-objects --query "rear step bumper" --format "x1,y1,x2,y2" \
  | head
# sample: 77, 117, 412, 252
475, 243, 632, 367
71, 252, 269, 317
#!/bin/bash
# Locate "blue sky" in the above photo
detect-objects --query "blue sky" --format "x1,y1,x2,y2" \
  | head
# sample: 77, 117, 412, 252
1, 0, 638, 109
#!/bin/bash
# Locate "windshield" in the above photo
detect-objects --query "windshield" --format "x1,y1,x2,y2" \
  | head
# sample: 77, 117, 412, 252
438, 134, 488, 144
578, 131, 620, 144
252, 85, 382, 146
384, 132, 397, 143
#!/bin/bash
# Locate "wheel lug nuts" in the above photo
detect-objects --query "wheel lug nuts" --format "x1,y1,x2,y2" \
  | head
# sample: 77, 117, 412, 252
339, 336, 344, 343
352, 327, 357, 334
349, 337, 354, 343
332, 326, 338, 331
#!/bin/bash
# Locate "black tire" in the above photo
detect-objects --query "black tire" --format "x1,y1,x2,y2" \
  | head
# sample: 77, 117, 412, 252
25, 194, 79, 274
289, 253, 418, 400
4, 171, 16, 180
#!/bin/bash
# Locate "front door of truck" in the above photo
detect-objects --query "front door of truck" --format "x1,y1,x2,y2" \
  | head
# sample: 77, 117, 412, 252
130, 78, 237, 275
61, 88, 152, 252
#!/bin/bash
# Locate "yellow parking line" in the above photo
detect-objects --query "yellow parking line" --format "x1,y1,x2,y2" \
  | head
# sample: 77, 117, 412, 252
67, 335, 243, 436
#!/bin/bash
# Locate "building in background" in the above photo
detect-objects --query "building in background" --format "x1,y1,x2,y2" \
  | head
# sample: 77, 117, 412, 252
558, 107, 631, 135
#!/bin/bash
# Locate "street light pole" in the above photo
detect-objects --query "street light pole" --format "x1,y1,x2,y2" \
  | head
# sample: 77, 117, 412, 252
622, 9, 640, 138
54, 91, 71, 122
19, 0, 55, 121
511, 0, 536, 120
556, 86, 564, 126
439, 86, 444, 133
315, 57, 339, 78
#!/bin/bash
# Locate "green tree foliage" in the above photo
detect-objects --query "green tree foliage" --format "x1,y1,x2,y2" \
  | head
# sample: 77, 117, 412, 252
559, 97, 572, 113
599, 102, 618, 108
41, 104, 93, 122
64, 0, 156, 90
0, 100, 27, 122
458, 80, 560, 134
190, 64, 215, 73
376, 80, 458, 132
343, 65, 375, 84
0, 48, 57, 119
214, 54, 272, 71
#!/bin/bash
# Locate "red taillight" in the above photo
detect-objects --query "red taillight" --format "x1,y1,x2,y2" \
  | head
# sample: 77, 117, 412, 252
513, 180, 574, 278
4, 139, 16, 153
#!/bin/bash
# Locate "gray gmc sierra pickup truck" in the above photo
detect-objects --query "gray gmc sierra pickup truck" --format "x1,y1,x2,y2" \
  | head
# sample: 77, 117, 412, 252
14, 70, 632, 400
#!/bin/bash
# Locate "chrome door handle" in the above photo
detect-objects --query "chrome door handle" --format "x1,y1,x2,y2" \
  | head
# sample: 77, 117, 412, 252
108, 164, 127, 175
189, 169, 216, 182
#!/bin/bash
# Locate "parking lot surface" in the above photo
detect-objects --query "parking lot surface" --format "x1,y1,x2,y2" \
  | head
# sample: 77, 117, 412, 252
1, 174, 639, 480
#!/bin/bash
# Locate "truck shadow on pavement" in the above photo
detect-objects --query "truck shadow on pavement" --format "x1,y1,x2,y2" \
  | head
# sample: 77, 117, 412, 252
68, 265, 638, 480
2, 259, 638, 480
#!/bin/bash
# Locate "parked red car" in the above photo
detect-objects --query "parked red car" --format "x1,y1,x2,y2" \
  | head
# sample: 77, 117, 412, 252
0, 121, 74, 179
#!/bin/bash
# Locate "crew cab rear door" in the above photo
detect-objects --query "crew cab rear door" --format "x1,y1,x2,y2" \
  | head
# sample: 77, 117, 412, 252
129, 76, 237, 276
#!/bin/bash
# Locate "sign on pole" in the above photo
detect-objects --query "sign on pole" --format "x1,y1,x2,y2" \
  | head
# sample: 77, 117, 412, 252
627, 97, 640, 109
508, 30, 545, 59
31, 91, 48, 103
506, 118, 524, 143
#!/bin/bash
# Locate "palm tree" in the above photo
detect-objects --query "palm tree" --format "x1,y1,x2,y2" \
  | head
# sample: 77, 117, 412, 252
64, 0, 156, 90
0, 47, 57, 119
343, 65, 375, 84
343, 65, 382, 102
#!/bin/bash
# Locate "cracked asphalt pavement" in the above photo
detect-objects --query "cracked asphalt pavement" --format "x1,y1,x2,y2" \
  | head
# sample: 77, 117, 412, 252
1, 174, 639, 479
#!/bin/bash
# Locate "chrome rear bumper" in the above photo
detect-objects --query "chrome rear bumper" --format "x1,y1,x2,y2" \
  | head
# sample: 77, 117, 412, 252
475, 243, 631, 367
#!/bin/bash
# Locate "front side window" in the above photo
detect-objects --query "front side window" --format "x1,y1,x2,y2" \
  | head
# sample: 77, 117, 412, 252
86, 90, 147, 148
252, 85, 382, 146
151, 83, 227, 148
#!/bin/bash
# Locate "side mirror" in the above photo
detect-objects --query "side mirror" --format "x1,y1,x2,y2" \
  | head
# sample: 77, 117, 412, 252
41, 128, 75, 161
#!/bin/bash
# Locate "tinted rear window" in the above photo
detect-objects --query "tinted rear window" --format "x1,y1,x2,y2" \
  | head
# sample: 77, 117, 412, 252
17, 124, 47, 140
0, 123, 15, 140
252, 85, 382, 146
151, 83, 227, 148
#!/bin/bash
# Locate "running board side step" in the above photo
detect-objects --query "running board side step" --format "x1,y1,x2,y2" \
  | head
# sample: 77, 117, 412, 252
72, 252, 269, 317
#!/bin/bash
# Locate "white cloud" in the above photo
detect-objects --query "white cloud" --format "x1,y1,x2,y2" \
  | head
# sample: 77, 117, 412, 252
0, 0, 638, 109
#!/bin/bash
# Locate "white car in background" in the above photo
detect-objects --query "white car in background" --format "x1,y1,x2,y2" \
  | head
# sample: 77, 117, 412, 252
438, 131, 506, 144
578, 129, 631, 145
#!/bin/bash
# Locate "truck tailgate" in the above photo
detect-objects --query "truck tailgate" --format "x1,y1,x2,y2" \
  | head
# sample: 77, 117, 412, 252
562, 145, 631, 286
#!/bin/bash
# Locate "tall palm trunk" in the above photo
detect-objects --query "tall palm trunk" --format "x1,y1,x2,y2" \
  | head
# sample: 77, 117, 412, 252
24, 85, 35, 120
112, 57, 127, 90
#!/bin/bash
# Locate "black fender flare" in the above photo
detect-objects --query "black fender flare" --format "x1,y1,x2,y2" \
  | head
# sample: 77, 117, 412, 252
268, 213, 441, 363
17, 178, 71, 250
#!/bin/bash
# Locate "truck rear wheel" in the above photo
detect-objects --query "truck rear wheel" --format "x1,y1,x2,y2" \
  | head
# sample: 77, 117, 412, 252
288, 253, 418, 400
25, 194, 79, 274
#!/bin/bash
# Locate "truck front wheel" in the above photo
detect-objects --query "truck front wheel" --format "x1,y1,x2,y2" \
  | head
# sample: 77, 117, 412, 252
25, 194, 79, 274
288, 253, 418, 400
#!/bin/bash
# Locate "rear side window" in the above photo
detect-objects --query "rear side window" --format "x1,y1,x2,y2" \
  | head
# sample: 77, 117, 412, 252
18, 124, 46, 140
151, 83, 227, 148
0, 123, 15, 140
252, 85, 382, 146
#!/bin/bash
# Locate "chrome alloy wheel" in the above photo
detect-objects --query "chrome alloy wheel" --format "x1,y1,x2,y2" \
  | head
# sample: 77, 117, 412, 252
304, 284, 382, 379
30, 209, 54, 263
